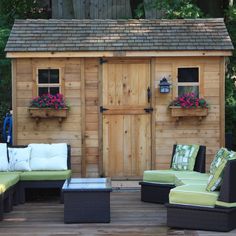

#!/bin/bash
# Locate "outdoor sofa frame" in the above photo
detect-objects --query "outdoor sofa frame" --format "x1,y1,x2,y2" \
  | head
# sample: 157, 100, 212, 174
139, 145, 206, 204
9, 145, 71, 204
0, 184, 19, 220
10, 145, 71, 203
0, 144, 71, 220
166, 159, 236, 232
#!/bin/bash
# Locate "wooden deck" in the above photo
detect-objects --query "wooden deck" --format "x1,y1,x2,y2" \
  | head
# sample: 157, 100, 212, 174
0, 191, 235, 236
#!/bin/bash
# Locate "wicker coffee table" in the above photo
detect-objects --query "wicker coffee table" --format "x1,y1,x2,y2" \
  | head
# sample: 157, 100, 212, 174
62, 178, 112, 223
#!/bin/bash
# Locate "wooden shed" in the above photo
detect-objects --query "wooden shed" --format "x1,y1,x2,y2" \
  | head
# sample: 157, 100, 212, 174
5, 18, 233, 178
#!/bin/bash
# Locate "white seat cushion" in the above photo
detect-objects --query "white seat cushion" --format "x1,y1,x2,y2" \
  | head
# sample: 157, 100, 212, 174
29, 143, 68, 170
0, 143, 9, 171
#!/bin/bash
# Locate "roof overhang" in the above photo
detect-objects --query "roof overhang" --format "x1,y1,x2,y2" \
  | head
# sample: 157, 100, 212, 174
6, 50, 232, 58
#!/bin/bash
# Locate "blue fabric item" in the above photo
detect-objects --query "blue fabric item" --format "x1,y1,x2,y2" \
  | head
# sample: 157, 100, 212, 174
2, 113, 12, 145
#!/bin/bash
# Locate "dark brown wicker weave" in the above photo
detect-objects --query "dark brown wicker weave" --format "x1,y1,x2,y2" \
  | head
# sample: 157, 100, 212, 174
0, 183, 19, 221
0, 144, 71, 220
10, 144, 71, 204
140, 145, 206, 203
20, 145, 71, 203
63, 178, 112, 223
166, 159, 236, 232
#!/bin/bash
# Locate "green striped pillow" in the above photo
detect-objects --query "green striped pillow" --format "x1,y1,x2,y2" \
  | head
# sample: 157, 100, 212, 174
172, 144, 200, 171
209, 148, 229, 174
206, 150, 236, 192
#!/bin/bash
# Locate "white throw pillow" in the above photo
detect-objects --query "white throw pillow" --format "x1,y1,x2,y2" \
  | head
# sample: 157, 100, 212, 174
0, 143, 9, 171
29, 143, 68, 170
8, 147, 31, 171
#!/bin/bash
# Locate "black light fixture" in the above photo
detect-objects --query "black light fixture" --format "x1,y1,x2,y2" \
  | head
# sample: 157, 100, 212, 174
159, 77, 171, 94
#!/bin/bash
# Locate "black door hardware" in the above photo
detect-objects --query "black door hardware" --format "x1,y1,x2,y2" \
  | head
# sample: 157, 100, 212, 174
100, 106, 109, 113
144, 107, 154, 113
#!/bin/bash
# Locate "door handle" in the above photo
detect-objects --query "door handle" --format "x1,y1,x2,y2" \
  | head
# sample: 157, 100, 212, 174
147, 87, 151, 103
144, 107, 153, 113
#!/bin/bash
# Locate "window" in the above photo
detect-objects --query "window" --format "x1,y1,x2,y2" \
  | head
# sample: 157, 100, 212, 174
177, 67, 199, 97
37, 69, 60, 96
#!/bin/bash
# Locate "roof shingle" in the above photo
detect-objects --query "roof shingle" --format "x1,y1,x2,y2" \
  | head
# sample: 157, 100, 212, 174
5, 18, 234, 52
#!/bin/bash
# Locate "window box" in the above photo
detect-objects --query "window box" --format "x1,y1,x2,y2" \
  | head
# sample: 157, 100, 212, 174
28, 107, 68, 124
169, 106, 208, 121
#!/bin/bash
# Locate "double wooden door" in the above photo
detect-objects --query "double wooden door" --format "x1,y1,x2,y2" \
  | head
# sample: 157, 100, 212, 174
101, 59, 152, 179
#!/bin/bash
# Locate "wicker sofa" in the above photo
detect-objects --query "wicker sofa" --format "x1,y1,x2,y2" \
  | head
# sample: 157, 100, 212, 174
140, 145, 236, 232
139, 145, 206, 204
166, 159, 236, 232
0, 144, 72, 220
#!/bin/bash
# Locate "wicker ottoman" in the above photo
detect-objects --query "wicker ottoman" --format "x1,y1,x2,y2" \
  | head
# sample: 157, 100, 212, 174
62, 178, 112, 223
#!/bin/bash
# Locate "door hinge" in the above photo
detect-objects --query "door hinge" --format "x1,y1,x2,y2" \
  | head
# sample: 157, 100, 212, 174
144, 107, 154, 113
100, 106, 109, 113
100, 58, 108, 64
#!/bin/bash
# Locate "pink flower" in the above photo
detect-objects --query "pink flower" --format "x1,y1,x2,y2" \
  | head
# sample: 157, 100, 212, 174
30, 93, 68, 109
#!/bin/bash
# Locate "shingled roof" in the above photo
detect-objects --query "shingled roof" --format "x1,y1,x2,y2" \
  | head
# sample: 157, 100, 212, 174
5, 18, 233, 52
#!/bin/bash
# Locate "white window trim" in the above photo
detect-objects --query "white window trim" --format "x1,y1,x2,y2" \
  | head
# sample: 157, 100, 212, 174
36, 67, 61, 96
176, 66, 201, 97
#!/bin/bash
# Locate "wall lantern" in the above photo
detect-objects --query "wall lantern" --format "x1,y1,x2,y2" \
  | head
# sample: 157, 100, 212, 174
159, 77, 171, 94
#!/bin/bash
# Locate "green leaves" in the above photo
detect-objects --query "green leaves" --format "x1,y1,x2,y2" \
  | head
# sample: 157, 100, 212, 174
147, 0, 203, 19
225, 6, 236, 133
0, 0, 49, 138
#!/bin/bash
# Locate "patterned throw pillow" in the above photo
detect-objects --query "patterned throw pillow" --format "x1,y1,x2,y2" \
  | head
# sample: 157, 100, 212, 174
8, 147, 31, 171
171, 144, 200, 171
209, 148, 229, 174
206, 150, 236, 192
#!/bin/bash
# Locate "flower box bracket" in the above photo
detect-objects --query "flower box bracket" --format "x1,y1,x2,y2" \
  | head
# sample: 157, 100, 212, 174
169, 106, 208, 122
28, 107, 68, 124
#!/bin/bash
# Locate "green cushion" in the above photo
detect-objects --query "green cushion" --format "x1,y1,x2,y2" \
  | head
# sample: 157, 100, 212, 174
172, 144, 199, 171
175, 174, 209, 186
206, 151, 236, 192
169, 184, 219, 207
143, 170, 176, 184
143, 170, 205, 184
0, 173, 20, 193
20, 170, 72, 181
215, 200, 236, 208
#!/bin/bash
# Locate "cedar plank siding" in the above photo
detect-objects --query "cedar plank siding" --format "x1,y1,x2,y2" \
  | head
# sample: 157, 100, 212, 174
15, 58, 82, 176
14, 56, 223, 176
154, 57, 222, 170
84, 59, 99, 177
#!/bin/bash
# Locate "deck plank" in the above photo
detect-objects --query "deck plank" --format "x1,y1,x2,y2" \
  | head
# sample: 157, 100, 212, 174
0, 191, 228, 236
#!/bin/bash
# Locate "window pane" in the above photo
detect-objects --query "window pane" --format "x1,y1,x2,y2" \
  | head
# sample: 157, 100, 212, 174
38, 87, 49, 96
178, 68, 199, 82
38, 69, 49, 84
50, 69, 59, 83
178, 86, 199, 97
50, 87, 60, 95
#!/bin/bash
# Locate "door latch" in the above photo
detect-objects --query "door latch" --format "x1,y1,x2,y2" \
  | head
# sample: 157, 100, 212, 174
144, 107, 153, 113
100, 106, 109, 113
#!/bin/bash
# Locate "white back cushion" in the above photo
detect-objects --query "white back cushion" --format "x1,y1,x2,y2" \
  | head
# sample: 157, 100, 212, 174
29, 143, 68, 170
0, 143, 9, 171
8, 147, 31, 171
